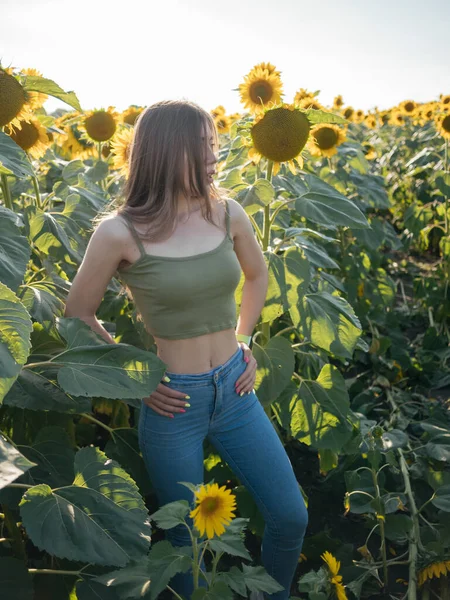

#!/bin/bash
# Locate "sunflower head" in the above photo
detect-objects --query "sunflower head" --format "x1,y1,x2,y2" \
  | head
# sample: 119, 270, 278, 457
333, 94, 344, 108
418, 560, 450, 587
210, 105, 226, 119
343, 106, 354, 120
111, 127, 134, 177
293, 88, 316, 105
390, 110, 405, 126
400, 99, 417, 114
249, 103, 310, 175
0, 67, 32, 127
238, 66, 283, 115
189, 483, 237, 539
307, 123, 347, 158
55, 111, 96, 160
20, 67, 48, 110
436, 113, 450, 139
296, 97, 324, 111
321, 551, 348, 600
215, 113, 232, 134
122, 105, 143, 126
5, 117, 50, 159
83, 106, 118, 142
253, 62, 282, 77
364, 114, 378, 129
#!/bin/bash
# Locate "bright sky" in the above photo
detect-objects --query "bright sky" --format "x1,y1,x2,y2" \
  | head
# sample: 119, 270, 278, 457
1, 0, 449, 116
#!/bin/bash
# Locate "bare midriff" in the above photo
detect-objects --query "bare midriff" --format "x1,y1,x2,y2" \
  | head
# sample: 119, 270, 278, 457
154, 328, 240, 374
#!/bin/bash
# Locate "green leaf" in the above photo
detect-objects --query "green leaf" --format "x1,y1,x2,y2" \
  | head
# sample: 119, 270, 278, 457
0, 131, 34, 178
0, 281, 33, 403
345, 470, 376, 514
0, 557, 34, 600
242, 178, 275, 212
381, 430, 409, 451
242, 563, 285, 594
300, 292, 362, 359
384, 514, 413, 543
22, 75, 82, 111
0, 434, 36, 490
432, 484, 450, 511
21, 279, 66, 322
0, 206, 31, 292
252, 336, 295, 407
260, 251, 289, 322
192, 581, 234, 600
284, 246, 311, 328
304, 109, 348, 125
150, 500, 190, 529
216, 566, 248, 597
208, 518, 251, 560
53, 343, 167, 404
279, 173, 370, 230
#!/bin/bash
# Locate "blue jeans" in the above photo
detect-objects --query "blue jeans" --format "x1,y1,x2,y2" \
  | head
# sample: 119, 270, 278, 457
138, 345, 308, 600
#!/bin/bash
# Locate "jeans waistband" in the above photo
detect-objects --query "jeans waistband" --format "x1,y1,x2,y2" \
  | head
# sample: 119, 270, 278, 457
164, 345, 243, 382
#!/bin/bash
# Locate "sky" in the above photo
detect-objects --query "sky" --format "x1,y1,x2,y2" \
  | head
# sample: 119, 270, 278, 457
1, 0, 449, 116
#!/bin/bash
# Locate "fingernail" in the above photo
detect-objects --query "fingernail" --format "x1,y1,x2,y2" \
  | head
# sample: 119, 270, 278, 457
179, 409, 186, 413
244, 357, 249, 363
236, 388, 240, 394
169, 414, 174, 418
185, 403, 191, 407
185, 395, 190, 399
240, 391, 245, 396
164, 376, 171, 382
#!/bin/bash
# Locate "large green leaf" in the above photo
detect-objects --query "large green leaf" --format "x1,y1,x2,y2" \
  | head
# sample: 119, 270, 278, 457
300, 291, 362, 359
0, 434, 36, 490
150, 500, 190, 529
21, 279, 66, 322
304, 109, 348, 125
0, 207, 31, 291
242, 178, 275, 214
0, 282, 33, 403
0, 557, 34, 600
260, 251, 289, 323
279, 173, 370, 230
0, 131, 34, 178
19, 447, 151, 566
208, 518, 251, 560
22, 75, 82, 111
284, 246, 311, 328
252, 336, 295, 407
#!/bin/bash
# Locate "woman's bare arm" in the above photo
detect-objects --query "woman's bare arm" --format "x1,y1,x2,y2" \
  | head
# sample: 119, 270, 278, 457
64, 217, 126, 343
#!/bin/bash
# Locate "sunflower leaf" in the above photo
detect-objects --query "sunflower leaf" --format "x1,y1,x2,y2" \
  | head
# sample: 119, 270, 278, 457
149, 499, 190, 529
21, 76, 82, 112
0, 131, 35, 178
305, 109, 348, 125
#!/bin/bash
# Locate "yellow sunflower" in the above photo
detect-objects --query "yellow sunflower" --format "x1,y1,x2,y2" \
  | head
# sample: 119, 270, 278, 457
364, 114, 378, 129
296, 97, 325, 112
238, 66, 284, 115
253, 62, 282, 77
229, 112, 242, 123
5, 117, 50, 159
82, 106, 119, 142
380, 110, 391, 125
333, 95, 344, 108
293, 88, 316, 105
353, 109, 365, 123
210, 105, 226, 119
418, 560, 450, 586
55, 111, 96, 160
111, 127, 134, 177
389, 110, 405, 126
342, 106, 354, 121
20, 67, 48, 110
307, 123, 347, 158
121, 105, 143, 126
321, 551, 347, 600
440, 94, 450, 105
400, 99, 417, 115
363, 143, 377, 160
0, 67, 33, 128
189, 483, 236, 538
249, 102, 311, 176
435, 112, 450, 139
215, 113, 232, 134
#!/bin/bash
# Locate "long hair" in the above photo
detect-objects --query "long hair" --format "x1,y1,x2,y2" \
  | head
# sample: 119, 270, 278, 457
96, 99, 228, 241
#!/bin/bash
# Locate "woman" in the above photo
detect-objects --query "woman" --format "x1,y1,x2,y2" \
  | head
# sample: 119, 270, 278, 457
64, 100, 307, 600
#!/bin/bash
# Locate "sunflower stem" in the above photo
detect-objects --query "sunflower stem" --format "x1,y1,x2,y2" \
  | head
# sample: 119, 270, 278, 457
97, 141, 103, 162
191, 532, 200, 590
79, 412, 116, 438
370, 466, 388, 590
1, 174, 13, 211
399, 448, 420, 600
32, 175, 42, 209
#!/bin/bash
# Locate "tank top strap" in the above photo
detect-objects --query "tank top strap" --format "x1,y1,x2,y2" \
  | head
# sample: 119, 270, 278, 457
224, 199, 231, 239
119, 212, 147, 258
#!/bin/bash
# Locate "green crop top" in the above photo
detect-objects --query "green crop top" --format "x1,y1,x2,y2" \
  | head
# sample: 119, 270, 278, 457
115, 199, 242, 340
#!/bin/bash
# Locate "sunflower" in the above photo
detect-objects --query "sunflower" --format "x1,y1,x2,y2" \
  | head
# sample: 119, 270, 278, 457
249, 102, 311, 175
215, 113, 232, 134
82, 106, 119, 142
189, 483, 236, 538
333, 95, 344, 108
307, 123, 347, 158
0, 67, 33, 128
55, 111, 96, 160
253, 62, 282, 77
121, 105, 143, 126
5, 117, 50, 159
20, 67, 48, 110
229, 112, 242, 123
363, 143, 377, 160
353, 109, 365, 123
435, 112, 450, 139
211, 105, 226, 119
400, 99, 417, 114
111, 127, 134, 177
342, 106, 354, 121
380, 110, 391, 125
389, 110, 405, 126
238, 66, 283, 115
364, 114, 378, 129
418, 560, 450, 586
296, 97, 325, 111
321, 551, 347, 600
293, 88, 316, 105
440, 94, 450, 105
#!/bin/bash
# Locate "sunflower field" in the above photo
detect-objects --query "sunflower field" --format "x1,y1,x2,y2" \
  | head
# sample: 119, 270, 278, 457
0, 62, 450, 600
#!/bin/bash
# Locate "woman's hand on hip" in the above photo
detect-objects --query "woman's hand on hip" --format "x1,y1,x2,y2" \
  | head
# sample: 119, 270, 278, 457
142, 383, 190, 418
235, 342, 257, 395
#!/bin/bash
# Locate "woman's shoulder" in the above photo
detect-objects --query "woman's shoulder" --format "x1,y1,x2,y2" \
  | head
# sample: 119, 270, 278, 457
92, 212, 131, 243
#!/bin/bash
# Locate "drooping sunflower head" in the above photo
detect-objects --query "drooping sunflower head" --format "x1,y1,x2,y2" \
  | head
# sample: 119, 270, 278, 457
83, 106, 119, 142
418, 560, 450, 587
210, 105, 226, 119
436, 112, 450, 139
249, 103, 311, 175
238, 66, 283, 115
121, 105, 143, 126
189, 483, 237, 538
214, 113, 232, 134
333, 94, 344, 108
0, 67, 33, 128
229, 111, 242, 123
307, 123, 347, 158
5, 116, 50, 159
111, 126, 134, 177
321, 551, 347, 600
343, 106, 354, 121
400, 99, 417, 114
